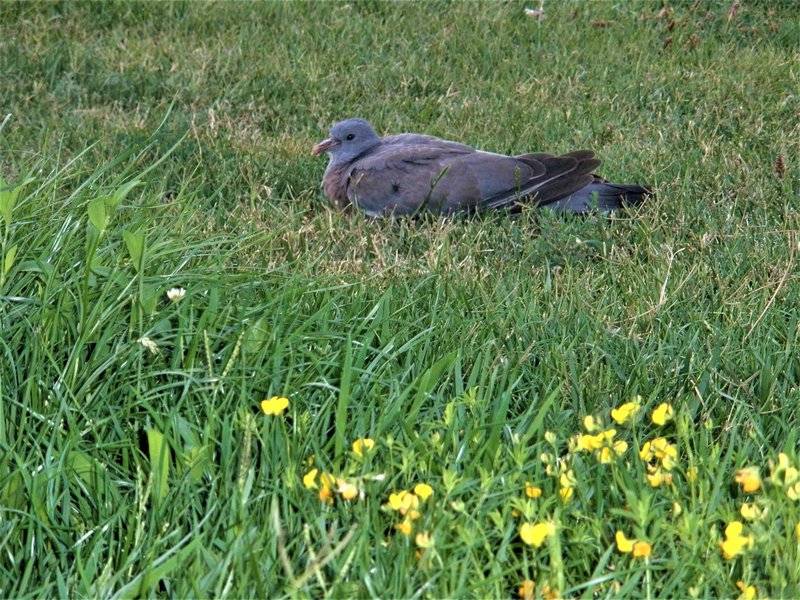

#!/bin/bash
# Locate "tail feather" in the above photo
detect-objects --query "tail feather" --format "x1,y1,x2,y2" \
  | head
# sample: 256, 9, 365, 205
541, 182, 651, 213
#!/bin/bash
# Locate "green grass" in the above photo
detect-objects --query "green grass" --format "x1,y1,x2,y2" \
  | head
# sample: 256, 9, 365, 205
1, 0, 799, 597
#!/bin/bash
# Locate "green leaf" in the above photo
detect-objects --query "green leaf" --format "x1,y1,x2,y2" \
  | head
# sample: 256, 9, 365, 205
112, 537, 199, 600
87, 197, 107, 232
66, 450, 118, 501
146, 428, 170, 508
3, 244, 17, 277
0, 176, 32, 227
140, 284, 157, 315
244, 316, 270, 354
335, 337, 353, 457
123, 230, 145, 271
108, 179, 142, 208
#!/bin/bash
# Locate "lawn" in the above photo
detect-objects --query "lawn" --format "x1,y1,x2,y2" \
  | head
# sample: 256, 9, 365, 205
1, 0, 799, 597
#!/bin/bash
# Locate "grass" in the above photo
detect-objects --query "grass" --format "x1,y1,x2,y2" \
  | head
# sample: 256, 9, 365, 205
1, 0, 799, 597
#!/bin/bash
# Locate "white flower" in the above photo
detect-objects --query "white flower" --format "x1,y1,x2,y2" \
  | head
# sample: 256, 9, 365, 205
137, 337, 160, 354
167, 287, 186, 302
524, 6, 546, 20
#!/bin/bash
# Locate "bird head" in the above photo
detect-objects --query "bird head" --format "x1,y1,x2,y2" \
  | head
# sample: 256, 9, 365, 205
311, 118, 380, 164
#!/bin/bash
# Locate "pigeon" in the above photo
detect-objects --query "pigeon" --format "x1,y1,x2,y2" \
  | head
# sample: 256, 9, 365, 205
312, 118, 651, 217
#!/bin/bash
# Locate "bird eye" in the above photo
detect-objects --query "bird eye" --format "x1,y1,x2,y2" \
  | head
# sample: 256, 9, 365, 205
346, 133, 355, 141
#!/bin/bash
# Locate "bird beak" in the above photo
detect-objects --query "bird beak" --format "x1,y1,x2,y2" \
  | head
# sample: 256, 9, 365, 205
311, 138, 338, 156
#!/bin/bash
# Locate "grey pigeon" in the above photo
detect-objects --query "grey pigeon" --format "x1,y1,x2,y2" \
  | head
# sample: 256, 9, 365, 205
312, 118, 651, 217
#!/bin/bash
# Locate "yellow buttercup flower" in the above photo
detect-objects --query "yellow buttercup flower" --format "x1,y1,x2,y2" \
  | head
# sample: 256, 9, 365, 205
734, 467, 761, 493
389, 490, 421, 518
415, 531, 434, 548
583, 415, 600, 432
611, 400, 640, 425
414, 483, 434, 501
739, 503, 761, 521
788, 481, 800, 500
599, 439, 628, 464
395, 518, 413, 536
303, 468, 318, 489
615, 530, 634, 553
518, 579, 535, 600
640, 437, 678, 471
736, 581, 757, 600
577, 434, 597, 452
519, 522, 555, 547
388, 491, 408, 511
336, 478, 359, 500
651, 402, 674, 426
646, 469, 673, 488
352, 438, 375, 457
319, 472, 336, 504
260, 396, 289, 415
525, 482, 543, 499
616, 531, 651, 558
632, 541, 652, 558
559, 468, 576, 502
720, 520, 754, 560
539, 585, 559, 600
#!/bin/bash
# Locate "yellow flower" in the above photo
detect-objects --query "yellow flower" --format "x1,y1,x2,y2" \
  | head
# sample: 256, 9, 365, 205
415, 531, 434, 548
576, 434, 596, 452
336, 478, 359, 500
740, 503, 760, 521
599, 439, 628, 464
352, 438, 375, 457
303, 468, 318, 489
646, 469, 673, 488
260, 396, 289, 415
389, 490, 421, 518
519, 522, 555, 547
544, 431, 557, 444
388, 490, 408, 510
539, 585, 558, 600
395, 518, 413, 536
632, 541, 652, 558
616, 531, 651, 558
736, 581, 757, 600
787, 482, 800, 500
795, 522, 800, 541
611, 401, 640, 425
735, 467, 761, 493
615, 531, 634, 553
720, 521, 754, 560
583, 415, 600, 432
518, 579, 535, 600
640, 437, 678, 471
414, 483, 434, 501
319, 472, 336, 504
769, 453, 800, 496
651, 402, 674, 426
525, 482, 543, 499
559, 468, 576, 502
673, 502, 682, 515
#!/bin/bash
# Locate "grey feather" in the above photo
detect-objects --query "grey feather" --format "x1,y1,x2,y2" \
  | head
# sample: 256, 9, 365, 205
312, 118, 651, 216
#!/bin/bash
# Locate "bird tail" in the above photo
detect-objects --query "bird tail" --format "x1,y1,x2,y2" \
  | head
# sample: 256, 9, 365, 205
542, 182, 652, 213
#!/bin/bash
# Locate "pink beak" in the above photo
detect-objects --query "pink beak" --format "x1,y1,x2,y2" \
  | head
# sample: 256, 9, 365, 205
311, 138, 338, 156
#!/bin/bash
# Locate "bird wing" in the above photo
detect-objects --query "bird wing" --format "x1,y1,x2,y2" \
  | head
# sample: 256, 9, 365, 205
345, 143, 477, 216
